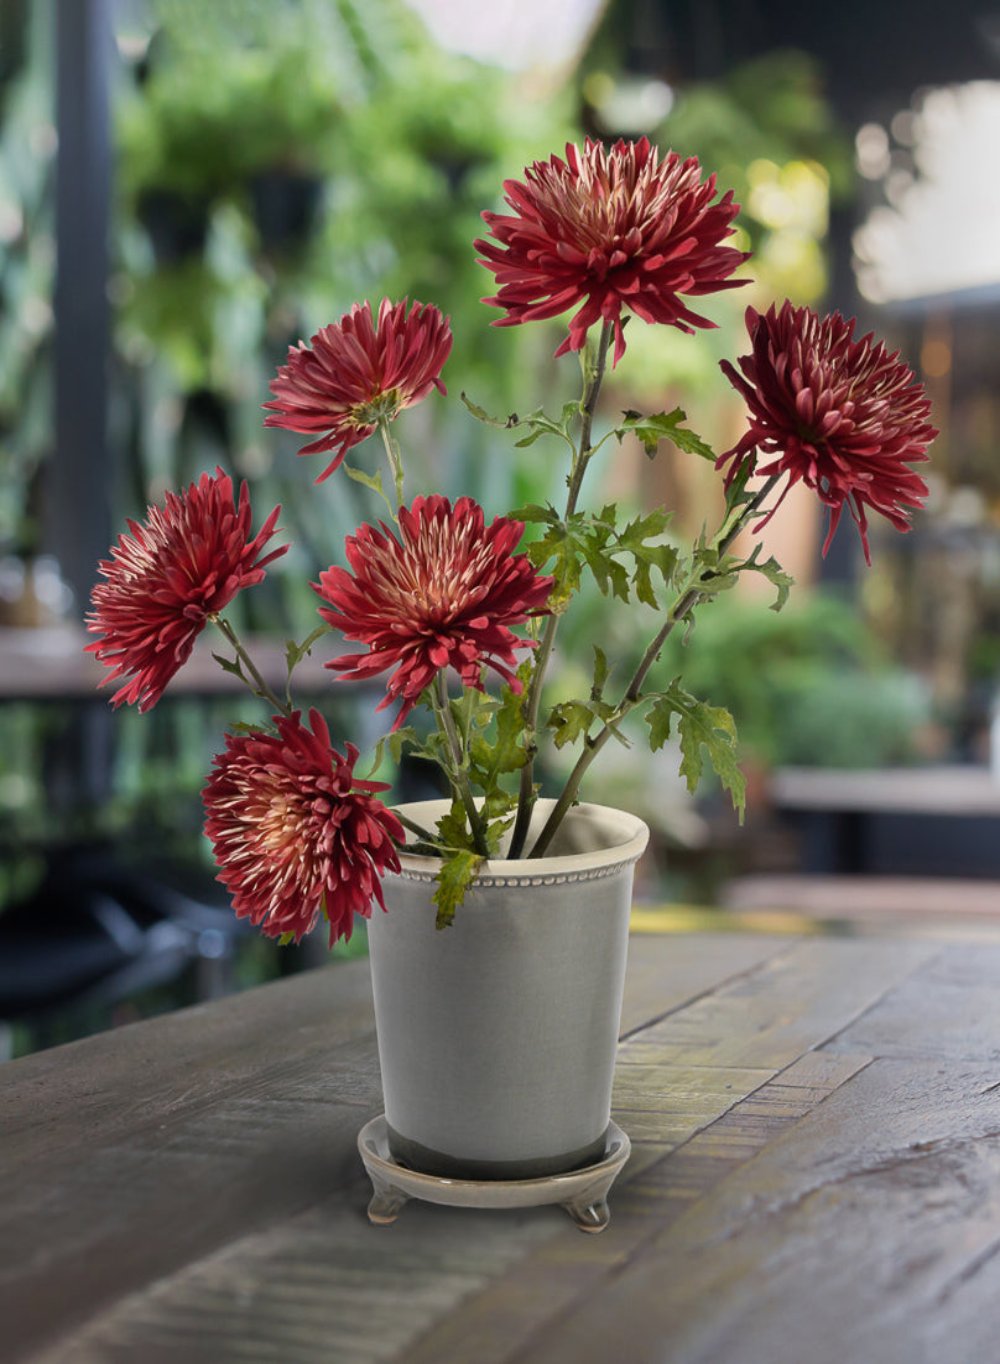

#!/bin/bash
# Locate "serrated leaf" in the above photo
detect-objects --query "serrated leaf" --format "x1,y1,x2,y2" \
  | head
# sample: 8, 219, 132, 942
434, 849, 482, 928
436, 799, 474, 853
547, 695, 617, 750
616, 408, 716, 461
473, 675, 529, 776
645, 684, 745, 821
548, 699, 597, 749
745, 551, 795, 612
645, 695, 676, 751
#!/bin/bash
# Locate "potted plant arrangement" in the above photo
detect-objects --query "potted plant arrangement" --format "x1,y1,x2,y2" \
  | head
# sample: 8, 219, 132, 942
87, 138, 936, 1231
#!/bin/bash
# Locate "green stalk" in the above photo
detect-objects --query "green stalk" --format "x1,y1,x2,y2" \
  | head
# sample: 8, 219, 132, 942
433, 674, 490, 857
212, 616, 291, 716
392, 811, 440, 845
507, 321, 614, 858
527, 475, 783, 858
378, 418, 405, 510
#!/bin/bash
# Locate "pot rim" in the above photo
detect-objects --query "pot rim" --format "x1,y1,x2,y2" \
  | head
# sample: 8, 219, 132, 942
390, 798, 649, 880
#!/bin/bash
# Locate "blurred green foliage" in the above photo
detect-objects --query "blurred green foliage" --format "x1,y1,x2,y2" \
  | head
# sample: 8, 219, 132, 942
0, 0, 55, 553
553, 580, 929, 772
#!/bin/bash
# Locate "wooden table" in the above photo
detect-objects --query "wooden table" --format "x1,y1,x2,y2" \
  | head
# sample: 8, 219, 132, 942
3, 930, 1000, 1363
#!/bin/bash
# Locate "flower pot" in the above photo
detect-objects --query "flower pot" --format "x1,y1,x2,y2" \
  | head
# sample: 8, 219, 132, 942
367, 799, 649, 1180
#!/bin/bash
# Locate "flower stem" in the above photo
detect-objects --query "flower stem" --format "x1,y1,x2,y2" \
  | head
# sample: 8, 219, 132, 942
527, 474, 783, 858
212, 616, 292, 716
508, 320, 614, 858
378, 418, 405, 510
433, 673, 490, 857
392, 811, 441, 846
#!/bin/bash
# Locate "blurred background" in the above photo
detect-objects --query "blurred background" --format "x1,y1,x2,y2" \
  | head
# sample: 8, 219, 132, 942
2, 0, 1000, 1056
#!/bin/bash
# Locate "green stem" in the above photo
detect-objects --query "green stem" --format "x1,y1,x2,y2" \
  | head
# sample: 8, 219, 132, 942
393, 811, 441, 846
433, 674, 490, 857
527, 474, 782, 858
508, 321, 614, 858
378, 418, 405, 510
212, 616, 291, 716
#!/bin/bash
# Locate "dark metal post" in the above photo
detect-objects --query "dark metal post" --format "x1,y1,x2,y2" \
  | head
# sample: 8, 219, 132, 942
53, 0, 116, 809
53, 0, 113, 614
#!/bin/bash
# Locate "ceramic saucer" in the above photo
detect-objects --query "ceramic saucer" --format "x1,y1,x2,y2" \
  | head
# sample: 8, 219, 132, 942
357, 1115, 631, 1233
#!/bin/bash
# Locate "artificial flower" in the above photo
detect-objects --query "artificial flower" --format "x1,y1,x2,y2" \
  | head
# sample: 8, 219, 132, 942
203, 708, 403, 945
86, 468, 286, 711
475, 137, 748, 364
718, 302, 937, 563
315, 495, 553, 727
263, 298, 452, 481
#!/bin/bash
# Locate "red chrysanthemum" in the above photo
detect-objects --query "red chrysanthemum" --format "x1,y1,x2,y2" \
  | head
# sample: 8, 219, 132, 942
314, 495, 554, 727
718, 303, 938, 564
475, 137, 749, 365
203, 709, 404, 946
262, 298, 452, 481
86, 468, 286, 712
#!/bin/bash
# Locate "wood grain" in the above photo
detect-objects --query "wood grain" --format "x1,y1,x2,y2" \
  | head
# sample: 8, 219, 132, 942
0, 933, 794, 1363
5, 932, 989, 1364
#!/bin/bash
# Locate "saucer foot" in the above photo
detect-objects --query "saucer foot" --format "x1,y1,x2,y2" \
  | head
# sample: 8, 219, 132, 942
564, 1197, 611, 1233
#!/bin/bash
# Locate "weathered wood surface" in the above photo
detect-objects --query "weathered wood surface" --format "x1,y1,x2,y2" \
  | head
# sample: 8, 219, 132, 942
4, 931, 1000, 1364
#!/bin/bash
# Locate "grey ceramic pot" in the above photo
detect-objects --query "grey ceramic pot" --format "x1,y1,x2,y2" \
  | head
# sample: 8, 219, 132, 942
367, 799, 649, 1180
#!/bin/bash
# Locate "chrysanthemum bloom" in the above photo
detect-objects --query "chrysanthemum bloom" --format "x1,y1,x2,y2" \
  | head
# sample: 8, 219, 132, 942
86, 469, 286, 712
315, 495, 554, 727
475, 137, 749, 365
262, 298, 452, 481
718, 303, 937, 564
203, 709, 404, 945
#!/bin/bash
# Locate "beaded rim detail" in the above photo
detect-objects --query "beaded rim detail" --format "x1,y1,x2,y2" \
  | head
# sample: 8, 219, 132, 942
388, 855, 641, 887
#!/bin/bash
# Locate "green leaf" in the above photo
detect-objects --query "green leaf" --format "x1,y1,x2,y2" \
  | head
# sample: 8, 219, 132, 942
284, 625, 329, 675
547, 694, 621, 750
616, 408, 716, 461
525, 521, 582, 611
343, 463, 386, 497
743, 548, 795, 612
548, 699, 598, 749
277, 931, 296, 947
211, 651, 246, 678
645, 695, 676, 752
509, 502, 558, 526
610, 509, 680, 608
645, 684, 746, 821
460, 391, 515, 428
723, 457, 756, 514
388, 726, 420, 766
591, 645, 610, 700
436, 799, 475, 853
434, 849, 483, 929
470, 673, 529, 777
